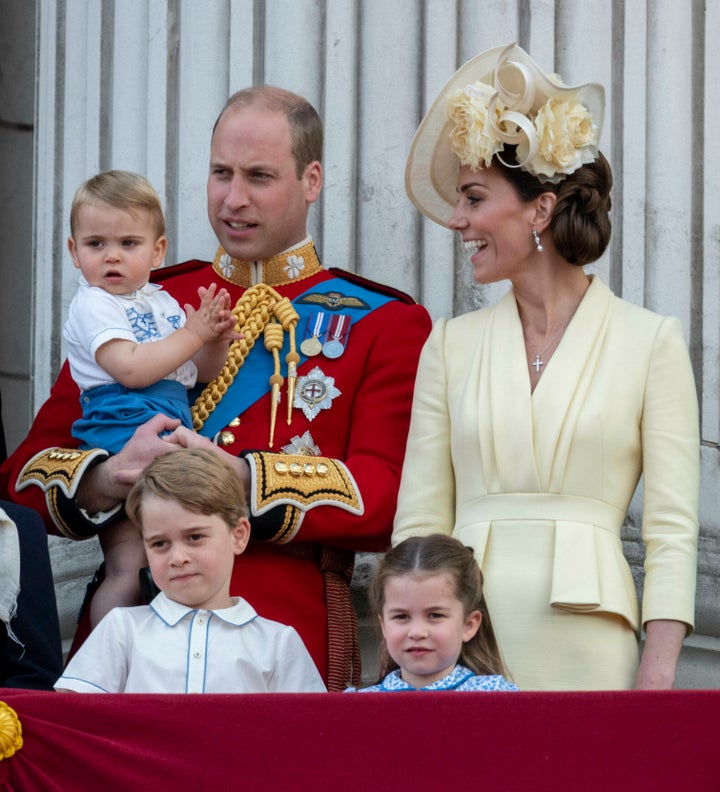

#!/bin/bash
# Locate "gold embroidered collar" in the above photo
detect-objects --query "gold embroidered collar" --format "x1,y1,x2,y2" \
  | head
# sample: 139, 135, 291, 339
211, 239, 323, 287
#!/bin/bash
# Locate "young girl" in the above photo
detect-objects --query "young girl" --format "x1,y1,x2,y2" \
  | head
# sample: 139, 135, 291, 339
347, 534, 518, 691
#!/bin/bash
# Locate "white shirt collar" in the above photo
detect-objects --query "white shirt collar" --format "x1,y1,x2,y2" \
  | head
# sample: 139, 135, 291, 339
149, 591, 258, 627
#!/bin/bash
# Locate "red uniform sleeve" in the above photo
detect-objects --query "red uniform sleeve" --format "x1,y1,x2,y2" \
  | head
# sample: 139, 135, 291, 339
0, 362, 84, 533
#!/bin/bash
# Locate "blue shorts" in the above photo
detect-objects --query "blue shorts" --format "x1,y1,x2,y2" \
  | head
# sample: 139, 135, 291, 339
72, 380, 193, 453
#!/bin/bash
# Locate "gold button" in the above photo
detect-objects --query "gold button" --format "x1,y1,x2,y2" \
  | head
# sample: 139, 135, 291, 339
228, 416, 242, 427
316, 463, 329, 476
218, 431, 236, 447
289, 463, 303, 476
50, 450, 81, 461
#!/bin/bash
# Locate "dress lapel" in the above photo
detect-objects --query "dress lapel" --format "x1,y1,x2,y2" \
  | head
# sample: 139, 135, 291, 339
483, 289, 541, 492
530, 276, 613, 490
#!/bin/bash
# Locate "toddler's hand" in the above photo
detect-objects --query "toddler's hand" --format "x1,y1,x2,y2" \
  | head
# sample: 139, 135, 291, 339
184, 283, 240, 343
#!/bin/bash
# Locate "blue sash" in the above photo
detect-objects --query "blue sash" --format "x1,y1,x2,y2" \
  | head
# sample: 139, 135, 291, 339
197, 277, 394, 438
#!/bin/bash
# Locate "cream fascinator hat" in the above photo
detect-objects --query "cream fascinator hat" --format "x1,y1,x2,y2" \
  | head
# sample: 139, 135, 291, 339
405, 43, 605, 227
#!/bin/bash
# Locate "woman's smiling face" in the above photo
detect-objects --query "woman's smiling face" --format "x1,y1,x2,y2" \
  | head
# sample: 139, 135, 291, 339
448, 164, 540, 285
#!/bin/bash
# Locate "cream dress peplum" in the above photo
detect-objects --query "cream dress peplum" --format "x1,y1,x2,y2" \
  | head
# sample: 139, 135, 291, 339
393, 276, 699, 690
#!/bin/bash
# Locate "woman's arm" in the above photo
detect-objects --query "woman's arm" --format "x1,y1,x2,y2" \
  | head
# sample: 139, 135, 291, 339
638, 316, 700, 685
392, 319, 456, 544
635, 619, 687, 689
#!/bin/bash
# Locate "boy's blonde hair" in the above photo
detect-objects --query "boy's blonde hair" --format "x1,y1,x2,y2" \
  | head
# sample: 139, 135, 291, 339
125, 449, 248, 531
70, 170, 165, 238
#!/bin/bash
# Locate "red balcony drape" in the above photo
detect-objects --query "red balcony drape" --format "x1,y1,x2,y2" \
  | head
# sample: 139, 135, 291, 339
0, 689, 717, 790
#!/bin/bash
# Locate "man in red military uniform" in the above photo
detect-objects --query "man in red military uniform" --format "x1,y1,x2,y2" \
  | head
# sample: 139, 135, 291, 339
0, 86, 431, 690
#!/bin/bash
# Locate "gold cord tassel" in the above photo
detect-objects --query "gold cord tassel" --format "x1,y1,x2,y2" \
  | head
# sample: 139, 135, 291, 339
264, 321, 285, 447
273, 297, 300, 423
190, 284, 299, 443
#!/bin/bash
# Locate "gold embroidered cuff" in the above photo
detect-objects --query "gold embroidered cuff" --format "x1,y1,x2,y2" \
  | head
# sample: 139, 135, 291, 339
16, 448, 116, 540
243, 452, 364, 543
17, 448, 110, 499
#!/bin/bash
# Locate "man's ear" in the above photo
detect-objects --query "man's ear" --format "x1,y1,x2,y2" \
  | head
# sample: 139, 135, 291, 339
303, 161, 323, 205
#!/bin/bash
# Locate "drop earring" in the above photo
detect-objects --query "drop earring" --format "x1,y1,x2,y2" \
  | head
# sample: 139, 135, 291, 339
532, 227, 543, 253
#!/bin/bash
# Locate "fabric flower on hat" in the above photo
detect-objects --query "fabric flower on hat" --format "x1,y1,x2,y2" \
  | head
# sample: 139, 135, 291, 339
444, 64, 600, 183
446, 82, 504, 170
519, 98, 599, 181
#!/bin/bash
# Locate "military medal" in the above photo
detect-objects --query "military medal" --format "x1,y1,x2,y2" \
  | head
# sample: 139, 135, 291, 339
322, 315, 351, 359
300, 311, 326, 356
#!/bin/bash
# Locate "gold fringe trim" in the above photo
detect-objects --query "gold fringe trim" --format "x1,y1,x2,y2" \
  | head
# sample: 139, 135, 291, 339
0, 701, 23, 761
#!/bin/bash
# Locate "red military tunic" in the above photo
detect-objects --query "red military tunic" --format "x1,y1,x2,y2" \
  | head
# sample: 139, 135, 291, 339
0, 240, 432, 690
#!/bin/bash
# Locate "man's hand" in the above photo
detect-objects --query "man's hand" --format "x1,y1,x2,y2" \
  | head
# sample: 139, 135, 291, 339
166, 425, 252, 502
77, 414, 182, 514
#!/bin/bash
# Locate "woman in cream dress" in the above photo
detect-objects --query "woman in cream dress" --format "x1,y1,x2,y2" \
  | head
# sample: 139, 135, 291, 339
393, 44, 699, 690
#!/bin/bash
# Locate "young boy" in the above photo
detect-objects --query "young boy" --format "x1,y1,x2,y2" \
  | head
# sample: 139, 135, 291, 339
63, 170, 238, 627
55, 449, 326, 693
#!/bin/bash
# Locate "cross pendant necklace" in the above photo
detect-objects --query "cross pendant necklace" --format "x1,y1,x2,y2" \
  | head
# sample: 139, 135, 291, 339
528, 318, 572, 374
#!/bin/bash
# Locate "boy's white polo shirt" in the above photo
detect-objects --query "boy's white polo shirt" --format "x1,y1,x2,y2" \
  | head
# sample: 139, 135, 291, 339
55, 592, 326, 693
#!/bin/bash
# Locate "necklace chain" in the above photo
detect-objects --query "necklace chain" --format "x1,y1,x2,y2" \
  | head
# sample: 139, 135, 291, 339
527, 318, 572, 373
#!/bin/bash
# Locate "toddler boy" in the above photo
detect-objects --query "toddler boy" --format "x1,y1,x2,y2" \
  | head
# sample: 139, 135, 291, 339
64, 170, 238, 627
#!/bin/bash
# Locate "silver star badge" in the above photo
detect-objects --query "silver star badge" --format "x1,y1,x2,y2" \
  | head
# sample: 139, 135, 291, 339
293, 366, 341, 421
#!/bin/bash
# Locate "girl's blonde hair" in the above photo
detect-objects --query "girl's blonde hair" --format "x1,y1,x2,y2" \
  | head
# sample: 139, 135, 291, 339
369, 534, 509, 680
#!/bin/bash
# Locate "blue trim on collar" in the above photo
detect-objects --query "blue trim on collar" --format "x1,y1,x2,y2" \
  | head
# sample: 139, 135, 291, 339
149, 592, 257, 627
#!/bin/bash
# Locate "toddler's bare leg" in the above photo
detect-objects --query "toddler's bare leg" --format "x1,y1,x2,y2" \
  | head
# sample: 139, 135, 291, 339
90, 517, 147, 628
